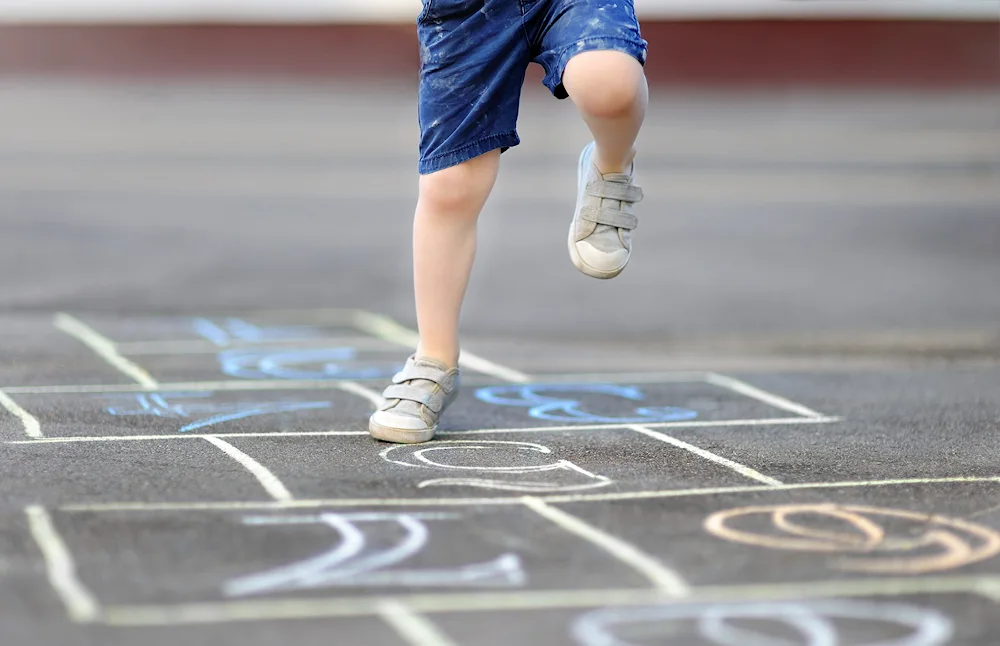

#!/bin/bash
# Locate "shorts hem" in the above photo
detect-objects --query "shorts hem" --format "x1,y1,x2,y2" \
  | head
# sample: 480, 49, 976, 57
418, 132, 520, 175
545, 36, 648, 100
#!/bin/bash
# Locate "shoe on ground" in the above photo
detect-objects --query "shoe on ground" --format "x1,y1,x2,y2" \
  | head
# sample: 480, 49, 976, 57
368, 355, 460, 444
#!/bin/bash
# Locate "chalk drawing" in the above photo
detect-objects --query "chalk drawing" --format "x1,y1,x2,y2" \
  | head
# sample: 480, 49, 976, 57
381, 441, 612, 493
571, 600, 953, 646
705, 504, 1000, 574
193, 318, 324, 347
223, 512, 525, 597
103, 392, 331, 432
474, 384, 698, 424
218, 347, 400, 380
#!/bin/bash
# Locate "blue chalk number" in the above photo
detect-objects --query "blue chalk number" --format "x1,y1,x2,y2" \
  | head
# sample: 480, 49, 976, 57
474, 384, 698, 423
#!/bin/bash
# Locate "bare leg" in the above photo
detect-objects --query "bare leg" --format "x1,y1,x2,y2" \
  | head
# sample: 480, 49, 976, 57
412, 150, 501, 368
562, 50, 648, 173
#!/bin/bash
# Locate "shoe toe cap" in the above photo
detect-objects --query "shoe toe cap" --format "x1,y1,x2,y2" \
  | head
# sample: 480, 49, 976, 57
370, 409, 432, 432
574, 241, 629, 271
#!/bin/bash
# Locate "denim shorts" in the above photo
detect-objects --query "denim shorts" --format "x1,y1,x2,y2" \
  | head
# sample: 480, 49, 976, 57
416, 0, 648, 174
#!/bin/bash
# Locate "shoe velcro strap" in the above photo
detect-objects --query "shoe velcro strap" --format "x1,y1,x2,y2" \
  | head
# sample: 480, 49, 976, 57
392, 364, 449, 388
581, 206, 638, 230
382, 384, 446, 413
587, 181, 643, 203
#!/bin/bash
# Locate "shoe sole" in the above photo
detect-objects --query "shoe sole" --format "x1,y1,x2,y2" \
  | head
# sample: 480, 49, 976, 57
368, 419, 436, 444
568, 142, 629, 280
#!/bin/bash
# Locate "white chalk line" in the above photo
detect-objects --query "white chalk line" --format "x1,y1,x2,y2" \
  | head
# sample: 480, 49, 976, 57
522, 497, 690, 596
53, 313, 159, 388
116, 336, 397, 355
628, 425, 783, 486
0, 371, 707, 395
378, 600, 460, 646
705, 372, 825, 418
1, 379, 388, 395
351, 311, 532, 383
7, 430, 369, 444
97, 574, 1000, 627
202, 436, 294, 502
5, 416, 842, 445
0, 389, 42, 438
55, 475, 1000, 513
335, 381, 385, 410
24, 505, 101, 623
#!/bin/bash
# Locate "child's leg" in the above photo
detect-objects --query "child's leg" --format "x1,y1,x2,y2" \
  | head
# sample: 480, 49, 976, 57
370, 0, 530, 444
562, 51, 648, 175
527, 0, 649, 280
414, 150, 500, 368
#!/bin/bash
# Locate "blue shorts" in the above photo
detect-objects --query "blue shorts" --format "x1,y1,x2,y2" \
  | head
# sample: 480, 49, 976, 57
416, 0, 648, 175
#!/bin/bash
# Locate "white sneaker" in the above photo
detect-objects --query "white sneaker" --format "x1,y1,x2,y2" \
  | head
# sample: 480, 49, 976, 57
568, 142, 643, 279
368, 355, 460, 444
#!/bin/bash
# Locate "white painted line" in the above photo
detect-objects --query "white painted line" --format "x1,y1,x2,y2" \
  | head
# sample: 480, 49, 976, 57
56, 475, 1000, 514
0, 389, 42, 438
5, 416, 841, 445
116, 336, 396, 355
335, 381, 385, 410
7, 430, 368, 444
445, 416, 842, 435
351, 311, 531, 383
628, 425, 783, 486
521, 496, 690, 597
1, 379, 387, 395
202, 436, 294, 502
457, 353, 532, 384
378, 600, 460, 646
97, 573, 1000, 626
705, 372, 825, 418
25, 505, 100, 623
351, 310, 420, 347
53, 313, 159, 388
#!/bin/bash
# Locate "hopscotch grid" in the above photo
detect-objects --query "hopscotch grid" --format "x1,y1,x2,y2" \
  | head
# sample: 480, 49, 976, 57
4, 416, 842, 445
348, 310, 824, 485
94, 573, 1000, 626
26, 308, 849, 627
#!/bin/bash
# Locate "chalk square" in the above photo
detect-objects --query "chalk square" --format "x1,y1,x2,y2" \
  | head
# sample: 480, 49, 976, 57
440, 378, 814, 431
558, 480, 1000, 588
230, 429, 762, 502
46, 505, 657, 606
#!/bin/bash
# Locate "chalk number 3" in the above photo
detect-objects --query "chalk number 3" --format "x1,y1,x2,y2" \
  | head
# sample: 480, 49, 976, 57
474, 384, 697, 423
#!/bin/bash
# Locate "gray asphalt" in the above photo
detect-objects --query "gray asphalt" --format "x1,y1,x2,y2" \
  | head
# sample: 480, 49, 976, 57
0, 79, 999, 646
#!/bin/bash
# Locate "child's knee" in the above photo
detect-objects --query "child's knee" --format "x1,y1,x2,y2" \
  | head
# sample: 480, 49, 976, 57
564, 50, 646, 118
418, 150, 500, 215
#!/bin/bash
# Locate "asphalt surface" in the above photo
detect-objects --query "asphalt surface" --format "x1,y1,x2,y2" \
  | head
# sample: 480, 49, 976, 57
0, 79, 999, 646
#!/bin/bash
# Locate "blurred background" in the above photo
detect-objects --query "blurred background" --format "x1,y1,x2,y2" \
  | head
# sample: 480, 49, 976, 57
0, 0, 997, 370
